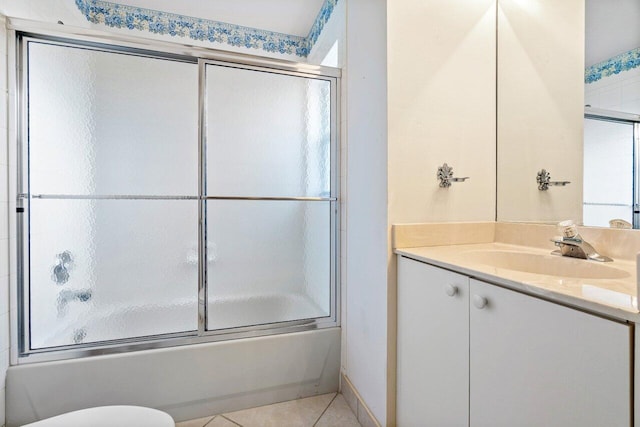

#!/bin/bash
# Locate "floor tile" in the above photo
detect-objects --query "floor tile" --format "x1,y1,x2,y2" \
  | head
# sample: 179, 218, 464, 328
315, 394, 361, 427
209, 416, 241, 427
176, 415, 215, 427
224, 393, 336, 427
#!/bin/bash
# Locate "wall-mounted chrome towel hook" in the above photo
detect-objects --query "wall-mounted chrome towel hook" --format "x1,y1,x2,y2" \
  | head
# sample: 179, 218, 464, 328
536, 169, 571, 191
437, 163, 469, 188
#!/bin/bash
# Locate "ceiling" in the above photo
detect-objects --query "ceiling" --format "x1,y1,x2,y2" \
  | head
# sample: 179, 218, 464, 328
112, 0, 326, 37
586, 0, 640, 66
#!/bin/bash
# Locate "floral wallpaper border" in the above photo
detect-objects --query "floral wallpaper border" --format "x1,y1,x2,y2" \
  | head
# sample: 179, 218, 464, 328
75, 0, 338, 57
585, 47, 640, 84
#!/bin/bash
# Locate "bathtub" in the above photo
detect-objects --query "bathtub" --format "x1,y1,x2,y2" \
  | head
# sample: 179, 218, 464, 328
36, 292, 330, 349
6, 293, 339, 427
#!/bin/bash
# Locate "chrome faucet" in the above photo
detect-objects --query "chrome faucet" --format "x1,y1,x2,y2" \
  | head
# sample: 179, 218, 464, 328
550, 221, 612, 262
57, 289, 92, 316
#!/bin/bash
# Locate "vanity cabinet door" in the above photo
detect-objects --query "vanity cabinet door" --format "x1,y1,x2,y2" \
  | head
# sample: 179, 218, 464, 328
397, 256, 469, 427
469, 279, 631, 427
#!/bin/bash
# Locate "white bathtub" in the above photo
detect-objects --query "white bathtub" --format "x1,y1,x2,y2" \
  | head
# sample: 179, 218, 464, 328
7, 294, 340, 427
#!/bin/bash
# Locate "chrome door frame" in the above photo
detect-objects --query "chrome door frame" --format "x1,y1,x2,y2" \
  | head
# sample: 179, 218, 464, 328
11, 19, 341, 364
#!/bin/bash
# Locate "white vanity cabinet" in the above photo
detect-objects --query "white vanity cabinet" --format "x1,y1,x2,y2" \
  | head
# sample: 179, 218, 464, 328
470, 279, 631, 427
397, 255, 632, 427
397, 256, 470, 426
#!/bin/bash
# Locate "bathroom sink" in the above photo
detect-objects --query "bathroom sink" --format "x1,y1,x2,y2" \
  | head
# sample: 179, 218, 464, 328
462, 250, 630, 280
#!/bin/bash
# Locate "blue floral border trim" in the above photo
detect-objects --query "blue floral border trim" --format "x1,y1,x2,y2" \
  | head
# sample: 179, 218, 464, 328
307, 0, 338, 49
585, 47, 640, 84
75, 0, 338, 58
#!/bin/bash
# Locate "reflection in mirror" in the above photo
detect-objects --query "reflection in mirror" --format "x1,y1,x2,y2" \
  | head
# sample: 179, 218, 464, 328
497, 0, 640, 228
496, 0, 584, 224
583, 0, 640, 228
583, 117, 635, 227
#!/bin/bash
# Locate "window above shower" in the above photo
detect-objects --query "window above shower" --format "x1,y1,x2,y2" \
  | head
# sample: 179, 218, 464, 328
15, 30, 340, 362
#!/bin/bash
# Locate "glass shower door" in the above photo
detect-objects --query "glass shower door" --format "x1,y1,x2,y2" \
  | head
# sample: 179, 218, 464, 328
583, 118, 635, 227
19, 34, 339, 358
25, 40, 200, 349
203, 63, 335, 331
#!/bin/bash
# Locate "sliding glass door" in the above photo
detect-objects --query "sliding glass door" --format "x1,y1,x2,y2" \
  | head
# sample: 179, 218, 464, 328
18, 34, 339, 358
203, 63, 334, 331
583, 117, 638, 228
25, 40, 200, 349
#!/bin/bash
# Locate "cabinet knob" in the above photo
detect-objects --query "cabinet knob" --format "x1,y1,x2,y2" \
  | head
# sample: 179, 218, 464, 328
473, 295, 488, 309
444, 284, 458, 297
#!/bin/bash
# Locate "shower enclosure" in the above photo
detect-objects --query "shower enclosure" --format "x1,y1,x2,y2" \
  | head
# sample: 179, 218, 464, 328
15, 31, 339, 361
584, 110, 640, 228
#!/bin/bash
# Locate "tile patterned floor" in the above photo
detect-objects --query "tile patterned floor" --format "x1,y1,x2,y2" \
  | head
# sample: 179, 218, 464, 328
176, 393, 361, 427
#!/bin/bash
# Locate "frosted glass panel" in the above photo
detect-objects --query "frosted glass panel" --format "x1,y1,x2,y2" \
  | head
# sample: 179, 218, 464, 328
28, 42, 198, 196
205, 65, 331, 197
22, 39, 338, 355
206, 200, 331, 330
29, 199, 198, 349
583, 119, 634, 205
583, 204, 633, 228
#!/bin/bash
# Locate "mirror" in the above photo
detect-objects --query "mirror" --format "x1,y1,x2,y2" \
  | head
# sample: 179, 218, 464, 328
583, 0, 640, 228
496, 0, 640, 228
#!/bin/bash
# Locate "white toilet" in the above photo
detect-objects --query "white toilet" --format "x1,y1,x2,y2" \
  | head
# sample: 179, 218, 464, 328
22, 405, 175, 427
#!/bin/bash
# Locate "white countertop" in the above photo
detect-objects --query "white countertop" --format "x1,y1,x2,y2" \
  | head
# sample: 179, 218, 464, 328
395, 242, 639, 322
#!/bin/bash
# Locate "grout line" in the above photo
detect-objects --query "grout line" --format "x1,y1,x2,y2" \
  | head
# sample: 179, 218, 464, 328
201, 415, 217, 427
220, 414, 243, 427
312, 392, 338, 427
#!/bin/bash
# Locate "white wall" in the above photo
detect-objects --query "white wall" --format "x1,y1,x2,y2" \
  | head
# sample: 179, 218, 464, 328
344, 0, 389, 425
388, 0, 497, 224
497, 0, 584, 223
0, 14, 8, 427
